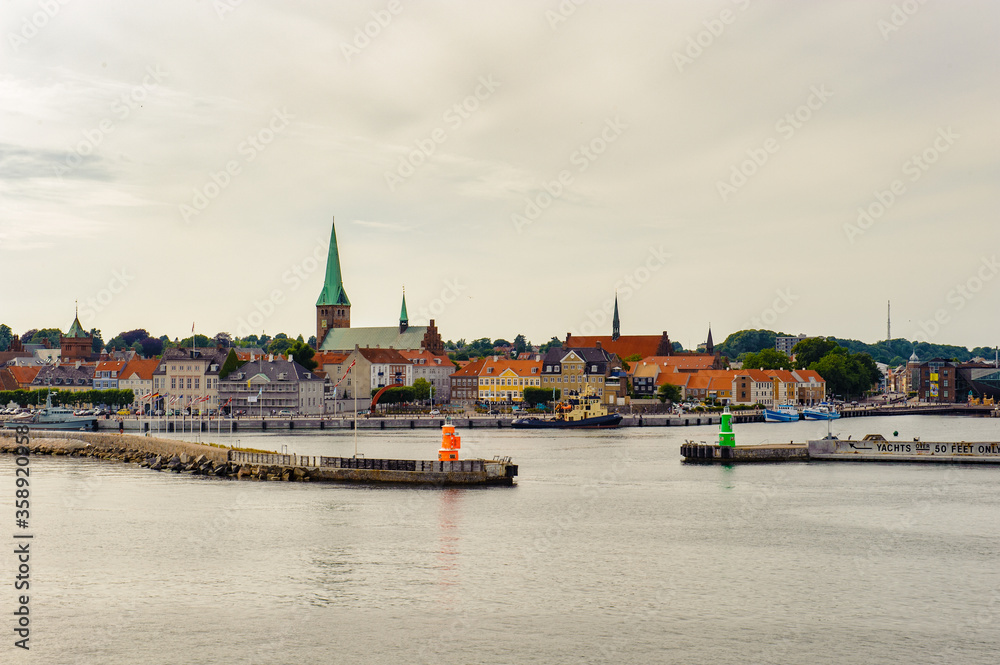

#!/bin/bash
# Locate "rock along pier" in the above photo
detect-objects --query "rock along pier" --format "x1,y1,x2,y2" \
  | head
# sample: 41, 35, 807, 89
0, 426, 517, 487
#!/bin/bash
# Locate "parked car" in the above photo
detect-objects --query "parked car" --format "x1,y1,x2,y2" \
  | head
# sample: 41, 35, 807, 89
153, 409, 164, 416
430, 409, 440, 415
277, 409, 293, 417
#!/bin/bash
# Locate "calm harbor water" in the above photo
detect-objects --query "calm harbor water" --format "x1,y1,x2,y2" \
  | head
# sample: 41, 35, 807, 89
3, 415, 1000, 664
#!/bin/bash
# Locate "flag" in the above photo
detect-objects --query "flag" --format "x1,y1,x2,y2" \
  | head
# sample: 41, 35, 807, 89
335, 359, 356, 387
192, 322, 195, 333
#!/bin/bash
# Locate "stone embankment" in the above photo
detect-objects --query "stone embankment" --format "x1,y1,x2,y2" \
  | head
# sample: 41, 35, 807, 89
0, 430, 308, 482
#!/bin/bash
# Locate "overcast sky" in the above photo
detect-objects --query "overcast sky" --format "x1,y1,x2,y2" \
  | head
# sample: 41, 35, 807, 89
1, 1, 997, 350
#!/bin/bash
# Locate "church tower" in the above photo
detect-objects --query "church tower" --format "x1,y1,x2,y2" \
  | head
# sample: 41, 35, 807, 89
612, 293, 620, 341
316, 218, 351, 348
399, 288, 409, 334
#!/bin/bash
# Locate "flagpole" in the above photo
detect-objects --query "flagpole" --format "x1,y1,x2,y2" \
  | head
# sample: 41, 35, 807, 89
353, 358, 358, 458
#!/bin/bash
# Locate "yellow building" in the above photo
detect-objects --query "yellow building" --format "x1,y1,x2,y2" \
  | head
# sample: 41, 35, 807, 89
477, 357, 542, 404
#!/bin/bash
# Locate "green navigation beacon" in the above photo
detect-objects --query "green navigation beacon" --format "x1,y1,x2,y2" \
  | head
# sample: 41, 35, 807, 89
718, 407, 735, 447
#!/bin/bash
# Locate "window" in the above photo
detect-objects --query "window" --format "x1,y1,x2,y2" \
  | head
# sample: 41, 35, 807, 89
171, 378, 176, 389
195, 378, 200, 389
187, 378, 192, 389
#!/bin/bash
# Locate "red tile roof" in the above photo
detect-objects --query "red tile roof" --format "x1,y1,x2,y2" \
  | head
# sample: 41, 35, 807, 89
313, 351, 350, 367
7, 366, 40, 387
565, 334, 665, 359
451, 358, 486, 378
0, 367, 17, 391
119, 357, 161, 381
398, 349, 453, 366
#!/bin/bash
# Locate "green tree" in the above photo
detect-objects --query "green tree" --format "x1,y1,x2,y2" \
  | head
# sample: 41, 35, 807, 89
30, 328, 63, 347
658, 383, 682, 403
716, 329, 782, 359
106, 335, 128, 351
411, 378, 432, 401
809, 348, 881, 399
523, 387, 560, 406
307, 335, 317, 348
89, 329, 104, 353
620, 353, 642, 372
513, 334, 528, 354
268, 337, 294, 356
289, 340, 318, 371
176, 334, 211, 348
0, 324, 12, 351
792, 337, 837, 368
742, 349, 793, 370
539, 336, 563, 353
219, 349, 246, 380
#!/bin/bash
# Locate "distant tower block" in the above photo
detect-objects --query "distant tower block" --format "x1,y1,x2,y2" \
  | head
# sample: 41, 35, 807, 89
438, 419, 461, 461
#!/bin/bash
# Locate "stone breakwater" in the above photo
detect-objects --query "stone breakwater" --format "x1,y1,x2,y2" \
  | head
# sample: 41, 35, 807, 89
0, 430, 308, 482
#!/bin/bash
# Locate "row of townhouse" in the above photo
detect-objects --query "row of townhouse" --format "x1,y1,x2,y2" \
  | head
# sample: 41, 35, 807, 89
316, 346, 455, 406
447, 346, 629, 407
644, 365, 826, 406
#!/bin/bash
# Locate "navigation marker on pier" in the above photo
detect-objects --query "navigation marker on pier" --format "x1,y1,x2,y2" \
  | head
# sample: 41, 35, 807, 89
718, 407, 735, 447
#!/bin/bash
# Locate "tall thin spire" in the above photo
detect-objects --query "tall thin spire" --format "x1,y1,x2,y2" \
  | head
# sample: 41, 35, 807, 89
316, 218, 351, 307
399, 287, 409, 333
612, 293, 620, 341
706, 324, 714, 355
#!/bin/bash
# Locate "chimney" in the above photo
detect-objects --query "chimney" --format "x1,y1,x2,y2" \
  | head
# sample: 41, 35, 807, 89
75, 361, 81, 369
269, 354, 274, 362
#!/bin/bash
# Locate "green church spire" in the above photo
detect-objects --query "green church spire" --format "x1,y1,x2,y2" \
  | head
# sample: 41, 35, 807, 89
399, 288, 409, 333
66, 302, 87, 338
316, 219, 351, 307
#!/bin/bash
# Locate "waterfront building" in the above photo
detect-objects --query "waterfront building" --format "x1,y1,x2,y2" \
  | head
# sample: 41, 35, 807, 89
217, 356, 324, 415
477, 356, 542, 405
765, 370, 799, 406
119, 357, 161, 408
31, 363, 95, 393
732, 370, 775, 406
790, 370, 826, 405
152, 347, 228, 414
449, 358, 486, 406
93, 360, 126, 390
399, 349, 455, 403
540, 347, 618, 405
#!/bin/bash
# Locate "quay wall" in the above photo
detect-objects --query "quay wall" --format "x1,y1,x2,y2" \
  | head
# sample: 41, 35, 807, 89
0, 428, 230, 464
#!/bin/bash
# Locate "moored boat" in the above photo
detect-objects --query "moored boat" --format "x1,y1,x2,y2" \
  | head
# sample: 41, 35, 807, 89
763, 406, 800, 422
511, 387, 622, 429
2, 393, 97, 431
803, 405, 840, 420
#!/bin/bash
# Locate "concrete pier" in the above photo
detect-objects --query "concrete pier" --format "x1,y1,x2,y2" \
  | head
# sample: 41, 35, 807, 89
680, 443, 809, 463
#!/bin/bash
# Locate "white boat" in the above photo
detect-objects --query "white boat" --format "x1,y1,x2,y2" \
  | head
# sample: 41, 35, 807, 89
2, 393, 97, 431
764, 406, 799, 422
803, 405, 840, 420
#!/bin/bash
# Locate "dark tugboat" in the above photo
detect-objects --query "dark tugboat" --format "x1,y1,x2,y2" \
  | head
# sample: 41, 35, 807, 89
511, 387, 623, 429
